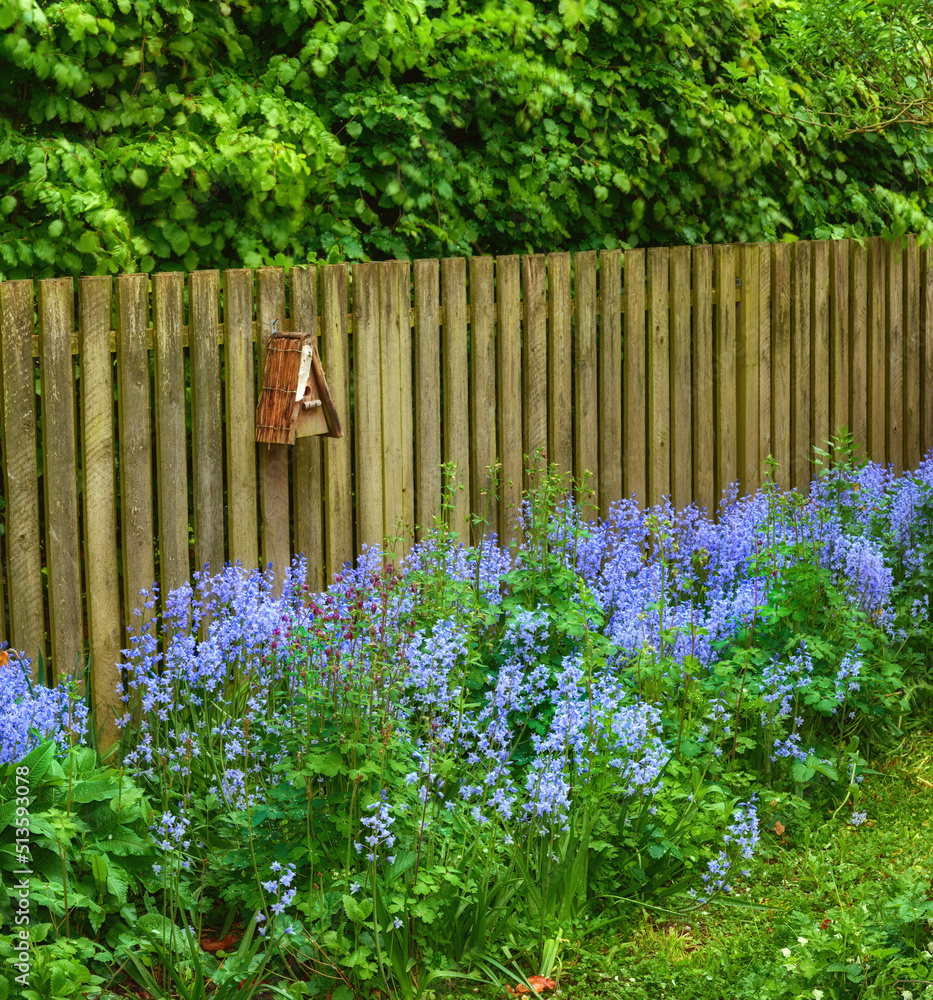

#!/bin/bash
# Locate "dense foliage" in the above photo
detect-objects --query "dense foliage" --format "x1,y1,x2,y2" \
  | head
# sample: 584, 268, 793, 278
3, 452, 933, 997
2, 0, 933, 279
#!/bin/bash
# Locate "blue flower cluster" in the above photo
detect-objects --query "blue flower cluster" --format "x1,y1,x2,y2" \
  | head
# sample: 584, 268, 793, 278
0, 651, 88, 764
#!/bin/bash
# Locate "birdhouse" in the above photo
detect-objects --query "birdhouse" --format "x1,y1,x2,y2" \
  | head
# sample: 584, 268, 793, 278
255, 329, 342, 445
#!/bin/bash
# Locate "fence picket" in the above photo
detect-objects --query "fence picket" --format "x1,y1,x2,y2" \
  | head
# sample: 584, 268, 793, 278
573, 251, 598, 513
868, 237, 886, 463
923, 245, 933, 457
757, 243, 772, 486
904, 236, 921, 473
790, 243, 811, 490
37, 279, 81, 678
886, 238, 905, 475
1, 280, 44, 671
623, 249, 646, 506
380, 262, 403, 557
189, 271, 224, 577
547, 252, 572, 482
290, 265, 324, 590
714, 245, 737, 502
322, 263, 352, 575
497, 255, 522, 543
670, 246, 692, 509
222, 269, 259, 572
353, 262, 383, 550
830, 240, 851, 441
78, 276, 120, 740
811, 241, 831, 462
522, 254, 548, 490
738, 244, 761, 495
397, 261, 415, 557
647, 247, 670, 506
470, 256, 498, 538
256, 268, 290, 586
443, 256, 471, 544
152, 273, 190, 602
115, 274, 155, 627
850, 241, 869, 451
414, 259, 441, 537
599, 249, 623, 511
771, 243, 792, 490
693, 245, 715, 512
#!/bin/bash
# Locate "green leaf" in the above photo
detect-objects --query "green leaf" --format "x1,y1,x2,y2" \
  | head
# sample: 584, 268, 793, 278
77, 231, 100, 253
89, 852, 108, 888
342, 893, 373, 923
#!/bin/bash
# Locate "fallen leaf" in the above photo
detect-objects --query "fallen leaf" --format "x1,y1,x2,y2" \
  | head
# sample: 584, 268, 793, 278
200, 930, 240, 952
774, 821, 785, 836
0, 650, 8, 667
505, 977, 556, 995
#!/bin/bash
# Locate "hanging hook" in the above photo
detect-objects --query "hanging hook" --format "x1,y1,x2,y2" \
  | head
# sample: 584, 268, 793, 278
271, 317, 278, 336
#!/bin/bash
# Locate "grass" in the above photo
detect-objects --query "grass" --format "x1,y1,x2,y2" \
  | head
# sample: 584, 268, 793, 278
465, 729, 933, 1000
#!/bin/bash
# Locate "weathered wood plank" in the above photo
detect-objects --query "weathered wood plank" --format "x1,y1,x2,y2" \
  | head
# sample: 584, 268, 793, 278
849, 241, 869, 453
255, 268, 290, 586
647, 247, 670, 505
830, 240, 851, 441
714, 244, 737, 504
290, 265, 324, 590
353, 262, 383, 551
396, 260, 415, 558
152, 272, 190, 600
322, 263, 352, 577
791, 242, 811, 490
692, 245, 715, 511
39, 279, 82, 679
115, 274, 156, 624
189, 271, 224, 577
78, 276, 121, 743
623, 248, 646, 506
757, 243, 772, 485
886, 238, 905, 475
770, 243, 792, 491
598, 249, 623, 511
573, 251, 598, 515
547, 252, 572, 483
867, 237, 886, 464
380, 262, 404, 556
522, 254, 548, 493
497, 254, 522, 543
443, 256, 471, 544
738, 244, 761, 495
413, 258, 441, 538
811, 240, 831, 461
904, 235, 921, 472
670, 245, 692, 510
923, 245, 933, 458
222, 269, 259, 572
470, 255, 498, 539
1, 281, 44, 672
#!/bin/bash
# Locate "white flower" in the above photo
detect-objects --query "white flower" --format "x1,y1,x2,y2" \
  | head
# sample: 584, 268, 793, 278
901, 991, 913, 1000
781, 947, 792, 958
797, 936, 809, 945
813, 991, 824, 1000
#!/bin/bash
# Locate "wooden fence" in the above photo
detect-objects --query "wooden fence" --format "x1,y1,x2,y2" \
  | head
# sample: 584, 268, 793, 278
1, 236, 932, 743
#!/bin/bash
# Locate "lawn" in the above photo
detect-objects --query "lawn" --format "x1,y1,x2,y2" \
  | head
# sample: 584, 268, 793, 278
2, 446, 933, 1000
